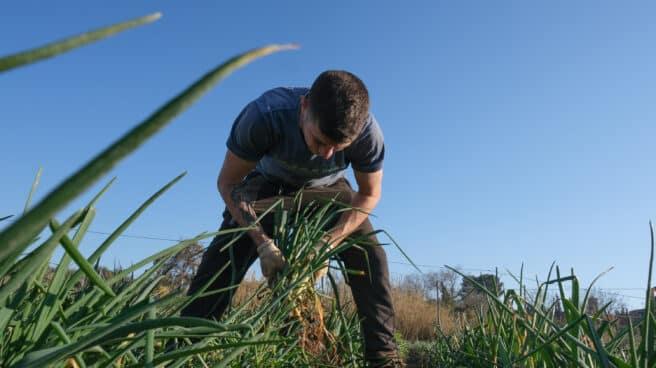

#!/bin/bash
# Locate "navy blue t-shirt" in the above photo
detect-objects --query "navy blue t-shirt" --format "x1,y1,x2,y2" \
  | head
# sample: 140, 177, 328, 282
226, 87, 385, 188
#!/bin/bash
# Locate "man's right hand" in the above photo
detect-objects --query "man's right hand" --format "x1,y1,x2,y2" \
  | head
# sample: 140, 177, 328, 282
256, 239, 286, 282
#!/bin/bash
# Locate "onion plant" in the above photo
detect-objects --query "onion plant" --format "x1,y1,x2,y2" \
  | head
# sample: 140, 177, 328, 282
196, 191, 415, 367
204, 195, 369, 367
0, 12, 297, 367
417, 225, 656, 368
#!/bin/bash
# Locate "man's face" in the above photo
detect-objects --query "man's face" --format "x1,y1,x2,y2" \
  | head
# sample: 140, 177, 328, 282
300, 96, 351, 159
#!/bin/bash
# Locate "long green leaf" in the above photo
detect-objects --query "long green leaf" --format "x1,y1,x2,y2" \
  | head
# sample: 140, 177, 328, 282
608, 355, 635, 368
585, 315, 611, 368
100, 318, 253, 343
0, 13, 160, 73
627, 315, 639, 368
107, 232, 217, 285
50, 322, 87, 368
13, 296, 172, 367
0, 209, 84, 306
0, 43, 297, 271
380, 229, 420, 273
29, 207, 98, 343
640, 221, 654, 368
64, 173, 183, 292
100, 255, 172, 316
23, 167, 43, 215
87, 177, 117, 208
571, 268, 580, 312
141, 339, 281, 368
145, 301, 155, 368
89, 172, 183, 264
581, 267, 613, 319
49, 216, 116, 297
0, 306, 14, 334
68, 316, 249, 341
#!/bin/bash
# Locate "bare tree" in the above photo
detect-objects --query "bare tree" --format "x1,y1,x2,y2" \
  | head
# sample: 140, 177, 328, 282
156, 242, 204, 293
424, 269, 460, 306
457, 273, 503, 312
587, 287, 628, 315
399, 273, 424, 295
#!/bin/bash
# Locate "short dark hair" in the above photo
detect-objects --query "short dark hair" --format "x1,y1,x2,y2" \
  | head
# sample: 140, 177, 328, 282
306, 70, 370, 143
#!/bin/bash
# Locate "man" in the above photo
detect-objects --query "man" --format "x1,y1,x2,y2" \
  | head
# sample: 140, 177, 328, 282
181, 70, 399, 366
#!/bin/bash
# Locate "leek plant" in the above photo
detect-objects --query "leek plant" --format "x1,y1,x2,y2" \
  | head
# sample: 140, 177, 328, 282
414, 225, 655, 368
208, 194, 371, 367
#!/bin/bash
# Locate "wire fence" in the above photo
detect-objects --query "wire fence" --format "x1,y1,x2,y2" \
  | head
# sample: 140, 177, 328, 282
20, 228, 650, 309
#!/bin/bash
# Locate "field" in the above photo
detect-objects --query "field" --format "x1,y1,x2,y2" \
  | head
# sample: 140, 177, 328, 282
2, 13, 655, 368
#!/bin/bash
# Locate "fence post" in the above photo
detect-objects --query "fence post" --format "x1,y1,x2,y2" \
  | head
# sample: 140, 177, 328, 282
436, 281, 441, 328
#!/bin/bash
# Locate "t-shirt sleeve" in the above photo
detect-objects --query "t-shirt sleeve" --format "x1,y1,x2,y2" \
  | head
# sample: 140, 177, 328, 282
226, 101, 273, 162
347, 114, 385, 173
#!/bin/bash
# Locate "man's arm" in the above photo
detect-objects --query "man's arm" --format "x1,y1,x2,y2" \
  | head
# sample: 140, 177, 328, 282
326, 169, 383, 243
217, 150, 269, 245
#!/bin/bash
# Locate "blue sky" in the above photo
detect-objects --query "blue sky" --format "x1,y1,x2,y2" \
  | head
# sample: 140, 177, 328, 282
2, 1, 654, 309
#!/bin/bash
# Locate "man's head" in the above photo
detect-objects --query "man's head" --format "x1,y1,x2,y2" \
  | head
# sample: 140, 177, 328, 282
300, 70, 370, 159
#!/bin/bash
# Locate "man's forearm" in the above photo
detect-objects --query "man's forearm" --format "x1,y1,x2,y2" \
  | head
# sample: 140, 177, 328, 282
327, 192, 379, 244
219, 182, 269, 245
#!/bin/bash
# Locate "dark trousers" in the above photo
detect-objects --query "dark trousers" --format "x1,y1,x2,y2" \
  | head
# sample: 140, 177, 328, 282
181, 174, 397, 361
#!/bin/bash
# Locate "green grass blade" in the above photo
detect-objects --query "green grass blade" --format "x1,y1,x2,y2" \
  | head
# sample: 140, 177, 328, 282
640, 221, 654, 367
379, 229, 420, 273
0, 306, 13, 333
171, 262, 231, 316
87, 177, 117, 208
212, 345, 251, 368
62, 287, 105, 321
29, 207, 97, 342
0, 13, 160, 73
581, 267, 613, 318
23, 167, 43, 215
555, 267, 573, 321
101, 258, 170, 315
97, 337, 143, 368
50, 322, 87, 368
101, 319, 253, 344
145, 302, 155, 368
0, 43, 297, 270
133, 275, 164, 305
628, 315, 639, 367
584, 315, 611, 368
0, 209, 84, 306
543, 261, 557, 306
571, 268, 580, 311
142, 339, 281, 368
107, 232, 216, 285
13, 296, 172, 367
608, 356, 634, 368
511, 314, 588, 364
64, 173, 184, 292
49, 217, 116, 297
89, 173, 183, 264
